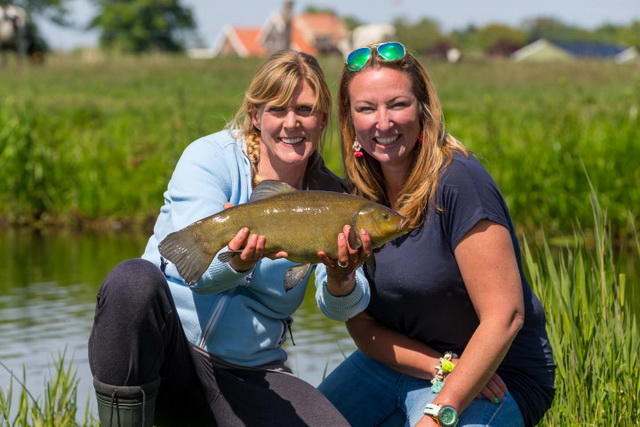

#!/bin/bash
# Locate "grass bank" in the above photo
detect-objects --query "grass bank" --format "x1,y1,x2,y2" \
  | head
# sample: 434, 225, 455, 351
1, 55, 638, 244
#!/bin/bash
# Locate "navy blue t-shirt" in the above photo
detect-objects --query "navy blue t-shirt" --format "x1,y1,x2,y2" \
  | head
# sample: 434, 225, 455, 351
365, 153, 555, 426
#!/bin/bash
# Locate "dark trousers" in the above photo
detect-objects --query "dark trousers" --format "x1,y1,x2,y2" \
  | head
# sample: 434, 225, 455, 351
88, 258, 349, 426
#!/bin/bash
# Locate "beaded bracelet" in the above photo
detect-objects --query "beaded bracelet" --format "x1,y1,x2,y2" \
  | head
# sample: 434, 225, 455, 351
431, 351, 458, 393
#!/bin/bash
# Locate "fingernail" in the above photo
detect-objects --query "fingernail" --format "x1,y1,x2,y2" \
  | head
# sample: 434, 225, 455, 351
505, 390, 511, 397
493, 397, 500, 404
502, 396, 508, 403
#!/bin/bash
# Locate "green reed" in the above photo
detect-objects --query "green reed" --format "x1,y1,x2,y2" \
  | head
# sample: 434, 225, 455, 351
527, 187, 639, 425
0, 354, 95, 426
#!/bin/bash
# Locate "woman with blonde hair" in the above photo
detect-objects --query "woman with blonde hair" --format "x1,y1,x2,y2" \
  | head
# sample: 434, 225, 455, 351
316, 42, 555, 426
88, 50, 369, 426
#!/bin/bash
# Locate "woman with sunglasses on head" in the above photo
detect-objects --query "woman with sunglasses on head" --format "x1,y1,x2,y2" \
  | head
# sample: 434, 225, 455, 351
88, 50, 371, 426
315, 42, 555, 427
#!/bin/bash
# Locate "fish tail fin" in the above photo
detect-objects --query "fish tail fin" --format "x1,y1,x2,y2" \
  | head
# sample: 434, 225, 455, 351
158, 229, 215, 286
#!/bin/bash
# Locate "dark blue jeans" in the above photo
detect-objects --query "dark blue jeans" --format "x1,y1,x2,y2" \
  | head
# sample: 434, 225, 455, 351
89, 258, 348, 427
319, 350, 525, 427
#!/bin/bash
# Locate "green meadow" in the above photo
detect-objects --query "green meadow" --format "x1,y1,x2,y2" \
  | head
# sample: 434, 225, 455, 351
1, 55, 638, 240
1, 54, 638, 425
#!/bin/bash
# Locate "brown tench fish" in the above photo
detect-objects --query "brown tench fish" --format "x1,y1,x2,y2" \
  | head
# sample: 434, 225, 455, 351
158, 180, 409, 291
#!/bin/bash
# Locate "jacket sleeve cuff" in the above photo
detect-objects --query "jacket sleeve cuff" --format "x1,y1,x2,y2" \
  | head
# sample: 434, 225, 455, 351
315, 266, 370, 322
189, 256, 253, 295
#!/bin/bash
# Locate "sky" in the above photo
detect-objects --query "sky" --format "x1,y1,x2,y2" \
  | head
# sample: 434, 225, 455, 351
35, 0, 640, 51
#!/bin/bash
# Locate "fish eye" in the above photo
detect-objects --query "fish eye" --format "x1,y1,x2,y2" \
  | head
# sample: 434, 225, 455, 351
382, 213, 390, 220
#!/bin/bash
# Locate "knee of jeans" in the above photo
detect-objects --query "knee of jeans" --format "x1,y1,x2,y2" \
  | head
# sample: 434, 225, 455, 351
100, 258, 167, 307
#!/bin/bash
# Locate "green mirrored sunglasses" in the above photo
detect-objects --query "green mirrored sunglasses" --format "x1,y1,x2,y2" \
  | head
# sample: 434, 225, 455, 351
345, 42, 406, 71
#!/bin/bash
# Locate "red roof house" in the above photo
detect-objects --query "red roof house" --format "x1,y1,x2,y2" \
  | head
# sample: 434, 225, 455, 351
210, 12, 348, 57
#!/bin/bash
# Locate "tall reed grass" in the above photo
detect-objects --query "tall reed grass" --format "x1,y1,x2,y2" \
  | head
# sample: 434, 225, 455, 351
0, 354, 95, 426
528, 189, 639, 425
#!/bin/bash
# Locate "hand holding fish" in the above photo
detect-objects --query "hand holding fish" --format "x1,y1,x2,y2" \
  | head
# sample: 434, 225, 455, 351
222, 205, 289, 272
317, 225, 372, 296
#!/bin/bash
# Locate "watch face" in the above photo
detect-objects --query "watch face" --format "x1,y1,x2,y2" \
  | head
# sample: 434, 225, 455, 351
440, 406, 458, 425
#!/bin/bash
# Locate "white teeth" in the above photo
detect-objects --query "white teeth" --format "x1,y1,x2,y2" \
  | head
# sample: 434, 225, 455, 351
281, 137, 304, 144
376, 135, 399, 145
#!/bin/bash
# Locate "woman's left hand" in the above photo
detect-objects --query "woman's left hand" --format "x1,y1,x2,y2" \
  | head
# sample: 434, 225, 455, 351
476, 372, 509, 403
317, 225, 372, 296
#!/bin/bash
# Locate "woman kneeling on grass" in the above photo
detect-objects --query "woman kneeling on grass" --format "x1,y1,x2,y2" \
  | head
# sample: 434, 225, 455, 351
315, 42, 556, 426
88, 50, 371, 426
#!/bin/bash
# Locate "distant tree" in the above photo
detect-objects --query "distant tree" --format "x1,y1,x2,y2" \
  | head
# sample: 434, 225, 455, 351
88, 0, 195, 53
522, 17, 593, 42
303, 6, 336, 15
619, 20, 640, 46
342, 15, 362, 31
594, 21, 640, 47
450, 23, 526, 54
475, 24, 527, 54
393, 17, 442, 53
450, 24, 481, 54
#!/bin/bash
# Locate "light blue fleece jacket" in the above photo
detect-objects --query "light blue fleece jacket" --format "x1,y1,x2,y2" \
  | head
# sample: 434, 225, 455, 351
142, 130, 369, 367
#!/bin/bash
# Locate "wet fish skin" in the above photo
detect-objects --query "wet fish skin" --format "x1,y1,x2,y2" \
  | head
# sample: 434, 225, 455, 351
158, 180, 409, 291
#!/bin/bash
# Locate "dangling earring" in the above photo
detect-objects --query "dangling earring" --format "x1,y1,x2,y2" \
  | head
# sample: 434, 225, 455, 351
352, 138, 363, 157
418, 132, 424, 143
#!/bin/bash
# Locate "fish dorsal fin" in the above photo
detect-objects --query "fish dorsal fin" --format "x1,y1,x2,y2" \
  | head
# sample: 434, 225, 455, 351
250, 180, 297, 203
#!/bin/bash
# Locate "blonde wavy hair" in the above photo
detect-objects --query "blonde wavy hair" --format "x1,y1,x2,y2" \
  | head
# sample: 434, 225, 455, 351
227, 50, 332, 187
338, 43, 469, 229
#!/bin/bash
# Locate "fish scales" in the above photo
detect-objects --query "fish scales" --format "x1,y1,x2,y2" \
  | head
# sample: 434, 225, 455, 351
159, 180, 409, 290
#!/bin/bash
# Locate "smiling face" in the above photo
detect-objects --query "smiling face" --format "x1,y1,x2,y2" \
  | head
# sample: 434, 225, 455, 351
252, 80, 327, 181
348, 67, 421, 174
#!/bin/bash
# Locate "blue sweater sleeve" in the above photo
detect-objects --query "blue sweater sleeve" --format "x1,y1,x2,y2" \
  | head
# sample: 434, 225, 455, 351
142, 131, 255, 293
314, 264, 370, 321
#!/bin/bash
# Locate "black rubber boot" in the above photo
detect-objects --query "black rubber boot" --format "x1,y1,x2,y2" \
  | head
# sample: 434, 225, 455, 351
94, 377, 160, 427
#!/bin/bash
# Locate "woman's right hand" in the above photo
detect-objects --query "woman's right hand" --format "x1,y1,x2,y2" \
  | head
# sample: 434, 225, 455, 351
226, 227, 265, 272
223, 203, 286, 272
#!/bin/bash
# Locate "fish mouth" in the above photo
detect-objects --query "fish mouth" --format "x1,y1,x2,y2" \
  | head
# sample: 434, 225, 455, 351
374, 135, 400, 146
280, 136, 305, 145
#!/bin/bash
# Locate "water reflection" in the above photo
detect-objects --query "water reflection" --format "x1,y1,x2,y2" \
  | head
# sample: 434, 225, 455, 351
0, 230, 355, 420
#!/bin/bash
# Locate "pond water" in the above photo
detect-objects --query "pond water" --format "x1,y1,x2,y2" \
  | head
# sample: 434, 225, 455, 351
1, 229, 638, 423
0, 230, 356, 421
